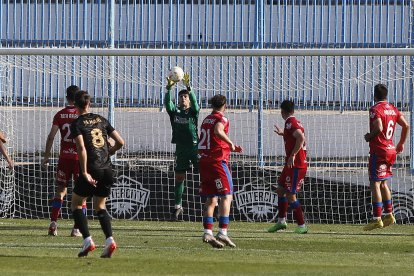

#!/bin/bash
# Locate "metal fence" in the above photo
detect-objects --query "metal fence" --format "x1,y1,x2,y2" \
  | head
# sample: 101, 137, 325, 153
0, 1, 412, 107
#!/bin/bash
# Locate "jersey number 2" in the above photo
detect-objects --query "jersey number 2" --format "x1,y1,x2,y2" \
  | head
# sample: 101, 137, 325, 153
198, 129, 211, 150
62, 123, 74, 143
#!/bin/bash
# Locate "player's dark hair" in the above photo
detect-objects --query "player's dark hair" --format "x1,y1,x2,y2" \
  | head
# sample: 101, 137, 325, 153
211, 94, 226, 109
178, 89, 189, 96
66, 85, 80, 102
74, 90, 91, 110
374, 84, 388, 101
280, 100, 295, 114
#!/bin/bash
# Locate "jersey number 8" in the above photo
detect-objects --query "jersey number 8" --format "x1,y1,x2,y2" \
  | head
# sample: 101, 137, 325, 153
91, 128, 105, 148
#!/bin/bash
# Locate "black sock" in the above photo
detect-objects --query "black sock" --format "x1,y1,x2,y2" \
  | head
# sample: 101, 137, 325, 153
72, 209, 90, 239
97, 209, 113, 239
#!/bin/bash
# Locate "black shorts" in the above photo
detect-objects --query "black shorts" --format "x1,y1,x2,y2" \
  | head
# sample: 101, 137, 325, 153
73, 167, 114, 198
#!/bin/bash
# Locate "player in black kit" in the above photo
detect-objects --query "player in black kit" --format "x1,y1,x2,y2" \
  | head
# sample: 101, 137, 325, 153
70, 91, 125, 258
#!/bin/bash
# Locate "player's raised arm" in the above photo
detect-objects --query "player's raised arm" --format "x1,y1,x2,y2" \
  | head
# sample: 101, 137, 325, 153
274, 124, 284, 136
42, 125, 59, 168
396, 114, 410, 153
164, 77, 177, 113
183, 73, 200, 113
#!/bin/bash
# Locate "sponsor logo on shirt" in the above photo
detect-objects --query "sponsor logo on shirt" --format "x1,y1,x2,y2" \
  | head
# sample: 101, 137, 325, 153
174, 116, 189, 124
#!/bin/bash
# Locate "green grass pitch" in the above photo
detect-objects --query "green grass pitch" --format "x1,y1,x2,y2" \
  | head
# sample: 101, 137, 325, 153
0, 219, 413, 275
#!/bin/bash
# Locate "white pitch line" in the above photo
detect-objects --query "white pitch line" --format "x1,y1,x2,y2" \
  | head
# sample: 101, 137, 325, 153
1, 242, 413, 257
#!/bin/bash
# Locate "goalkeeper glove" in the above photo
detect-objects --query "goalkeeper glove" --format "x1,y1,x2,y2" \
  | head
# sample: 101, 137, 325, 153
182, 72, 191, 89
166, 77, 177, 90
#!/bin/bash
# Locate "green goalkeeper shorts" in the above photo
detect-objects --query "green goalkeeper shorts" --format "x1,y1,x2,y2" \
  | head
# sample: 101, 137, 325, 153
174, 143, 199, 172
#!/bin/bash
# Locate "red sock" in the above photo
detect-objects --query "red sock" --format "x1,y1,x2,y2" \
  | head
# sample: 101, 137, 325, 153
383, 200, 393, 214
290, 200, 305, 225
373, 202, 383, 218
51, 198, 63, 222
203, 217, 214, 231
278, 197, 288, 218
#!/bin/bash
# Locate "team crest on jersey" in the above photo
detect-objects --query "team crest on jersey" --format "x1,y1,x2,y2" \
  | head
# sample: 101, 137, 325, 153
286, 123, 292, 129
234, 179, 278, 222
215, 179, 223, 189
107, 175, 150, 219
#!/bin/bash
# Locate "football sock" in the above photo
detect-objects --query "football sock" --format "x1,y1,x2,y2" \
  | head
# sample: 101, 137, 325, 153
278, 217, 286, 224
203, 216, 214, 235
74, 203, 88, 229
383, 200, 393, 214
73, 209, 90, 239
97, 209, 113, 239
174, 181, 185, 206
372, 202, 383, 218
219, 216, 229, 236
290, 200, 305, 226
278, 197, 288, 219
51, 197, 63, 222
82, 203, 87, 215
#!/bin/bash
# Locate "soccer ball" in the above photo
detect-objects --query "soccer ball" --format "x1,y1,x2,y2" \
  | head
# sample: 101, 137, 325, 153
168, 66, 184, 82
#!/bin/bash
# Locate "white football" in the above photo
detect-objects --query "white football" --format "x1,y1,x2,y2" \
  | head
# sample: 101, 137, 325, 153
168, 66, 184, 82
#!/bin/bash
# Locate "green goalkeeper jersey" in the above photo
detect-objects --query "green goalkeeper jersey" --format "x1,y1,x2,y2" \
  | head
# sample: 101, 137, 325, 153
164, 87, 200, 145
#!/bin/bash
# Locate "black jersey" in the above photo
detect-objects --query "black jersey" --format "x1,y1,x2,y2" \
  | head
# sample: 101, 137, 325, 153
70, 113, 115, 170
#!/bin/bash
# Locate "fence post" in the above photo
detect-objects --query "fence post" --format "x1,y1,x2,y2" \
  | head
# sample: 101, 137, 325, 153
108, 0, 115, 127
256, 0, 264, 167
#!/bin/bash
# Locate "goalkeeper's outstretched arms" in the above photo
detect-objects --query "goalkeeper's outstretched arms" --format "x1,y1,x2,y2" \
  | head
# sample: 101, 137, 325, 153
164, 76, 177, 113
183, 72, 200, 113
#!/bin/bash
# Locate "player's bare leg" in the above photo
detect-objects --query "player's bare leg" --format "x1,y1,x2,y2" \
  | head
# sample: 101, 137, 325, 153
216, 195, 236, 247
49, 184, 67, 236
202, 197, 224, 248
364, 181, 384, 231
268, 187, 288, 233
380, 181, 395, 227
172, 172, 185, 221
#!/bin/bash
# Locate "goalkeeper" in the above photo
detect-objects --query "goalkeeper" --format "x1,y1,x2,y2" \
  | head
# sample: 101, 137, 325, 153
165, 72, 200, 221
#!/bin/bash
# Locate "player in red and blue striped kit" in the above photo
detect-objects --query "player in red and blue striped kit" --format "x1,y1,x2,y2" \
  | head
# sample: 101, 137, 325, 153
198, 94, 243, 248
268, 100, 308, 234
41, 85, 87, 237
363, 84, 409, 231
